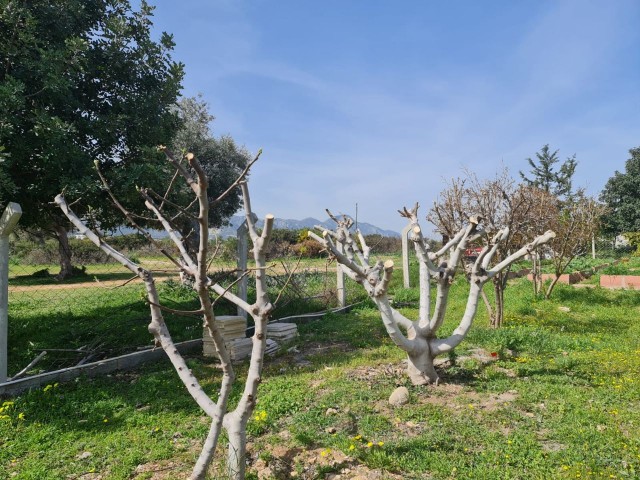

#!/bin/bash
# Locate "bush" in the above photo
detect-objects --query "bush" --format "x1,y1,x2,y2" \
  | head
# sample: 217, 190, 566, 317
623, 232, 640, 256
363, 234, 401, 254
107, 234, 150, 251
290, 238, 324, 258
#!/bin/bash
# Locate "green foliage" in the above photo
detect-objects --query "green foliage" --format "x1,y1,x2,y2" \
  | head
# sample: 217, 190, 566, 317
600, 263, 631, 275
163, 96, 253, 258
520, 144, 577, 199
290, 238, 324, 258
622, 232, 640, 255
0, 0, 184, 272
10, 235, 149, 265
600, 147, 640, 234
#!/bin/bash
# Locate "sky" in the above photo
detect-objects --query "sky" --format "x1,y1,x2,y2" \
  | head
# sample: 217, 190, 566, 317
148, 0, 640, 234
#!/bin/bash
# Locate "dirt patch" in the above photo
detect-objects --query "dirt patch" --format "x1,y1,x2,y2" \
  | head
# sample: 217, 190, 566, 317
130, 460, 190, 479
346, 362, 406, 383
270, 342, 355, 369
249, 444, 405, 480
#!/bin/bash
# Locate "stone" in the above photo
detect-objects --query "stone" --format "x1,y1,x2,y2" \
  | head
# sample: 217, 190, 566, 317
389, 386, 410, 406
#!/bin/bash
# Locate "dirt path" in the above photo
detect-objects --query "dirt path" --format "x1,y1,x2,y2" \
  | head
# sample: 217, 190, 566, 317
8, 273, 181, 293
9, 264, 333, 293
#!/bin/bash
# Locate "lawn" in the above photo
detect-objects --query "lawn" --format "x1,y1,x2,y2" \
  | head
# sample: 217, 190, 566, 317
1, 272, 639, 479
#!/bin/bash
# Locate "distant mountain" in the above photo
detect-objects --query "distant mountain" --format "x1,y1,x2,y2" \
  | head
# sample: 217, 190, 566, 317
213, 215, 400, 238
110, 215, 400, 239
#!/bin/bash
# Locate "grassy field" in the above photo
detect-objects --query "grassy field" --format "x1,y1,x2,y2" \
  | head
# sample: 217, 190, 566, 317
5, 255, 362, 374
2, 267, 639, 479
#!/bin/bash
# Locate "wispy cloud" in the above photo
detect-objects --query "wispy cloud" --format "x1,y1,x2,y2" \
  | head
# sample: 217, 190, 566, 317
153, 0, 640, 233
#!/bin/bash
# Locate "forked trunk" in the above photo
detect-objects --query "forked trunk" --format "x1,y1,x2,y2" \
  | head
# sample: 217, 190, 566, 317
406, 346, 440, 385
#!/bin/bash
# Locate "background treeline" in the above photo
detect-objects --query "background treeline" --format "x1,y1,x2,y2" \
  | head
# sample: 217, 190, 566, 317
9, 230, 403, 266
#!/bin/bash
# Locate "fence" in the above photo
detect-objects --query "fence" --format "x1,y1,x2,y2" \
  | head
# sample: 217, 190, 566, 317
2, 225, 370, 384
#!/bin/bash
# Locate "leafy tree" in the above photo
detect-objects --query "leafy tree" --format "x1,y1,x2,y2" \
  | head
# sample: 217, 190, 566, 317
600, 147, 640, 234
168, 96, 251, 256
0, 0, 184, 278
520, 144, 577, 200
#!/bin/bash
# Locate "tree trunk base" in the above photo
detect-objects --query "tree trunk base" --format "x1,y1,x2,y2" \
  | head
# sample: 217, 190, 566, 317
406, 351, 440, 385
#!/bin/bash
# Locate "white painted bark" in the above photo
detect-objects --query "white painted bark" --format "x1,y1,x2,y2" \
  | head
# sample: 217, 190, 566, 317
314, 204, 554, 385
0, 202, 21, 383
56, 149, 271, 480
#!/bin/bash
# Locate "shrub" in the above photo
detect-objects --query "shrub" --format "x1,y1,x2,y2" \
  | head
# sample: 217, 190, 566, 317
290, 238, 324, 258
623, 232, 640, 256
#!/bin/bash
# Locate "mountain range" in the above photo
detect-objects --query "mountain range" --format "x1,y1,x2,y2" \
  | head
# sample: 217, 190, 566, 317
214, 215, 400, 238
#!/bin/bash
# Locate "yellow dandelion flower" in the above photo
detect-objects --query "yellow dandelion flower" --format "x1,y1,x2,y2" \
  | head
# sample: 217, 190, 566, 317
348, 445, 355, 451
377, 441, 384, 447
367, 442, 373, 448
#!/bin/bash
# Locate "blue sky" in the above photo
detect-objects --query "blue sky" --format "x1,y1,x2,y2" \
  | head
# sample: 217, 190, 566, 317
149, 0, 640, 233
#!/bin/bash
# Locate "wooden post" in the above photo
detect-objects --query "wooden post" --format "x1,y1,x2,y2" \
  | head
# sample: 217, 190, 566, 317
401, 223, 412, 288
236, 214, 257, 319
0, 202, 21, 383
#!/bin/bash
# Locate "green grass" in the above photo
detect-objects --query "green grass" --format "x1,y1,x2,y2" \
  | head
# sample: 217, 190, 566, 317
2, 268, 640, 478
6, 259, 367, 375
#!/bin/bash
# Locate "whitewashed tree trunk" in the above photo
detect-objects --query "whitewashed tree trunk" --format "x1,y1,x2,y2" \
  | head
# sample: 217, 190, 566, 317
311, 204, 554, 385
56, 149, 271, 479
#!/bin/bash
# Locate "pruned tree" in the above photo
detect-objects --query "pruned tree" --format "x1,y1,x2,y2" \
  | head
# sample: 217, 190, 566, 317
543, 192, 605, 298
310, 205, 554, 385
428, 169, 557, 327
55, 148, 273, 480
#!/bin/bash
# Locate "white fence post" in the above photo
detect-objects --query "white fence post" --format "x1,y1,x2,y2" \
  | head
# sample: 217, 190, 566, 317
236, 214, 257, 319
0, 202, 22, 383
336, 243, 346, 308
401, 224, 412, 288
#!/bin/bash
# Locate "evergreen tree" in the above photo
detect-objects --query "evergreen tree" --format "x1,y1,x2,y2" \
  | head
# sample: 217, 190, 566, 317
520, 144, 577, 199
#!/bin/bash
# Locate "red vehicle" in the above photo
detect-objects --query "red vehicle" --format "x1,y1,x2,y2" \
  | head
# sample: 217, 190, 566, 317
464, 247, 483, 259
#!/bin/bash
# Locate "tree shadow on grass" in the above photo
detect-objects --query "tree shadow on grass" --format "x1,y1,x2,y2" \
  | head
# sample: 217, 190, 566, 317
553, 283, 640, 308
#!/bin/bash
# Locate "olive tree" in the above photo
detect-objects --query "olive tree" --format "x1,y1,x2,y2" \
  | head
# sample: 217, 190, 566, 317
311, 205, 554, 385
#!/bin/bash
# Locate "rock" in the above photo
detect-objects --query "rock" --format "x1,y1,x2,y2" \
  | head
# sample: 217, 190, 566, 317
389, 386, 410, 406
325, 426, 337, 434
325, 407, 339, 416
558, 306, 571, 312
76, 451, 92, 460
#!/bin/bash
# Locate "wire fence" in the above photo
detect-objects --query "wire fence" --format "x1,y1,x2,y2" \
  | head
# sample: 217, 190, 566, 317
4, 231, 631, 380
5, 235, 368, 379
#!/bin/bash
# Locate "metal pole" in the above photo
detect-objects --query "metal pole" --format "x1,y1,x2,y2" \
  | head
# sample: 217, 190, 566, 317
0, 202, 22, 383
401, 224, 412, 288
